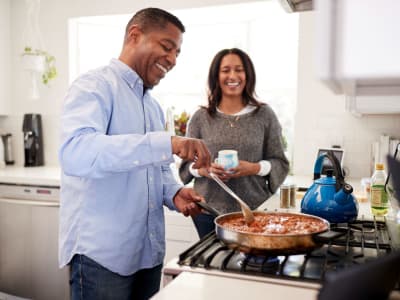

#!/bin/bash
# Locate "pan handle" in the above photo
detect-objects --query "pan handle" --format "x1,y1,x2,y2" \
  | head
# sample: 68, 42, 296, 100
312, 230, 346, 243
195, 201, 221, 217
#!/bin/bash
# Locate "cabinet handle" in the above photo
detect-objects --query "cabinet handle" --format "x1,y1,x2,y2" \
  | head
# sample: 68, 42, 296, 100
0, 197, 59, 207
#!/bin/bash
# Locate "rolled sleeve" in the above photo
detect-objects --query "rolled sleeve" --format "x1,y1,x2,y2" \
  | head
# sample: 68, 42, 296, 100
148, 132, 174, 164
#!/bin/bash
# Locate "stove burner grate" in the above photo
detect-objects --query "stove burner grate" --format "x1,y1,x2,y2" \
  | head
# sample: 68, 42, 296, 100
177, 219, 394, 283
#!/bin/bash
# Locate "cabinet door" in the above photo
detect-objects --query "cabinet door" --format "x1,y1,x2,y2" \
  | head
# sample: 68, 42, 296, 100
315, 0, 400, 96
31, 205, 70, 300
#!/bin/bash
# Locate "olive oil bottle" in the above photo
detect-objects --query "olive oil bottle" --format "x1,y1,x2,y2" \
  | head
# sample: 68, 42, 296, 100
370, 163, 389, 216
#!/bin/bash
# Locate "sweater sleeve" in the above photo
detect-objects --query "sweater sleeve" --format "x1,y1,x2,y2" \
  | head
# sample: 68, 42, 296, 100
178, 109, 202, 184
262, 106, 290, 194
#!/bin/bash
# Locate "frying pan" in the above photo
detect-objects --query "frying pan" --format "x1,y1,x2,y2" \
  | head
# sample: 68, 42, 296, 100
196, 201, 330, 255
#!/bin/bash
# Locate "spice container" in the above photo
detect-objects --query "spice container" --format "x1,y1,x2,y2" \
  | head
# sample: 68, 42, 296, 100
289, 184, 297, 208
280, 184, 290, 208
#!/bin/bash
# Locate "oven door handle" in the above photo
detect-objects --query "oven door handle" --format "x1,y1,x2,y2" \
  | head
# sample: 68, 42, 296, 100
0, 197, 59, 207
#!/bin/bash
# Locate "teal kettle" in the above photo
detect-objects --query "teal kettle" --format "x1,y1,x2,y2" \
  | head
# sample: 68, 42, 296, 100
300, 150, 358, 223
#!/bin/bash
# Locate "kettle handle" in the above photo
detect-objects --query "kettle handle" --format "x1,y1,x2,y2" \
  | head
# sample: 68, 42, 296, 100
313, 150, 346, 192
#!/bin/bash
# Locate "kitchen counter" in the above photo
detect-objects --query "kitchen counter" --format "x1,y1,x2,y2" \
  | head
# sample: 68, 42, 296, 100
284, 174, 363, 192
152, 272, 318, 300
259, 190, 373, 220
0, 165, 61, 186
154, 271, 400, 300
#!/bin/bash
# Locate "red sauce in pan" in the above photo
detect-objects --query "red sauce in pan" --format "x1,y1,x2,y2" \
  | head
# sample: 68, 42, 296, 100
219, 213, 328, 234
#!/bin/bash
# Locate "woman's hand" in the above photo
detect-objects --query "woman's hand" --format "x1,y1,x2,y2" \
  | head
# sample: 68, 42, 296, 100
198, 162, 230, 181
198, 161, 260, 181
225, 160, 260, 179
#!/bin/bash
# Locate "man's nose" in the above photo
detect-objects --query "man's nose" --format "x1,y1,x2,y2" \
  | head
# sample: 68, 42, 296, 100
166, 51, 177, 68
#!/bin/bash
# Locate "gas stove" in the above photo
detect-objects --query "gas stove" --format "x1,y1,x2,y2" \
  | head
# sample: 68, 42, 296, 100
163, 216, 397, 291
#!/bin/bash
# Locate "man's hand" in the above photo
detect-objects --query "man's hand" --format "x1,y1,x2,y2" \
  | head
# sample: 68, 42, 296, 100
173, 188, 204, 217
171, 136, 211, 169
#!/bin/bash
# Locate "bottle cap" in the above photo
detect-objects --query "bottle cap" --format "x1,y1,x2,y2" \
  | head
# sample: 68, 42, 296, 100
375, 163, 384, 170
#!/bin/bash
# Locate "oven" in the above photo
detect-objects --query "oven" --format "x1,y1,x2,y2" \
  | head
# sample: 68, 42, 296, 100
163, 212, 400, 297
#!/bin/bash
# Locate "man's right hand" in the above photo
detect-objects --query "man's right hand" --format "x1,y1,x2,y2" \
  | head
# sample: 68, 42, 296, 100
171, 136, 211, 169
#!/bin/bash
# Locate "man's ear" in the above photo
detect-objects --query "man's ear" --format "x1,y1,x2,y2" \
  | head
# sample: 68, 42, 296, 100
127, 25, 142, 44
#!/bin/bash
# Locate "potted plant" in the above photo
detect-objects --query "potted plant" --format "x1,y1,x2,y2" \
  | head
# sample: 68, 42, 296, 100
22, 46, 57, 85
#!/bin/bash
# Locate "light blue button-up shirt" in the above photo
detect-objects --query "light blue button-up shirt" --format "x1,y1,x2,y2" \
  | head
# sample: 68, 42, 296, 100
59, 58, 182, 275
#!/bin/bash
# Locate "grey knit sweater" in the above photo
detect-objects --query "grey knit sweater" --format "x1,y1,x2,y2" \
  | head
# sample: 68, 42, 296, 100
179, 105, 289, 214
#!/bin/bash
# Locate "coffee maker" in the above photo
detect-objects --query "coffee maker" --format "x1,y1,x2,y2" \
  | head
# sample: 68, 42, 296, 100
22, 113, 44, 166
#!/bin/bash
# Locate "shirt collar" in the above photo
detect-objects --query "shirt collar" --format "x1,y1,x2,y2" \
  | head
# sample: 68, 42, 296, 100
109, 58, 144, 92
216, 104, 256, 116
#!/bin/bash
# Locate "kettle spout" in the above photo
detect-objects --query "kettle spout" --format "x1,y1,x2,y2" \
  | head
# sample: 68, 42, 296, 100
334, 184, 354, 205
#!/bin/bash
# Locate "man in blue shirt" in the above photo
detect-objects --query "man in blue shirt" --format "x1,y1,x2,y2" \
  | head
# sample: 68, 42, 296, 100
59, 8, 211, 300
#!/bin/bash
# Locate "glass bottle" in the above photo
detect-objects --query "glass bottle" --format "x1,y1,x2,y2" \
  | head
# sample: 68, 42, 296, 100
370, 163, 389, 216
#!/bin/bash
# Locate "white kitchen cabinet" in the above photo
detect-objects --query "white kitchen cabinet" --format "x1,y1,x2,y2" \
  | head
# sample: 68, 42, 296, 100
0, 0, 11, 115
164, 209, 198, 263
315, 0, 400, 115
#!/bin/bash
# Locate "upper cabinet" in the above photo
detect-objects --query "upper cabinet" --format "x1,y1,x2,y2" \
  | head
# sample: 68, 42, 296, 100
0, 0, 11, 115
315, 0, 400, 116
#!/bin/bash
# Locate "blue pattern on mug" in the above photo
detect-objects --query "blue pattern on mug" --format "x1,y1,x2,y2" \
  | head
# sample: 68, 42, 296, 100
216, 150, 238, 170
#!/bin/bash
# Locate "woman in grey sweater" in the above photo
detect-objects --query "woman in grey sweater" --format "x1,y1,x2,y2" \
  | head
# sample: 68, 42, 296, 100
179, 48, 289, 238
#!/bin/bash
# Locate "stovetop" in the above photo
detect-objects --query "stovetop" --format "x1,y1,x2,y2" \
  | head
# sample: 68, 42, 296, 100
175, 218, 394, 284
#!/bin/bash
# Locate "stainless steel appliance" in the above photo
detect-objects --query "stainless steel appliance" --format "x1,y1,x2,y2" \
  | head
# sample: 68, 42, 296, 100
0, 183, 69, 300
163, 213, 400, 296
2, 133, 14, 165
22, 113, 44, 167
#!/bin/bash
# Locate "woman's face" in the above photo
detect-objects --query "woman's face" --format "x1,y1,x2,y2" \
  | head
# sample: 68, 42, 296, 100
218, 53, 246, 98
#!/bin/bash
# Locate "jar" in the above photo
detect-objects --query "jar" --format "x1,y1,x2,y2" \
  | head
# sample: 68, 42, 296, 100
289, 184, 297, 208
280, 184, 290, 209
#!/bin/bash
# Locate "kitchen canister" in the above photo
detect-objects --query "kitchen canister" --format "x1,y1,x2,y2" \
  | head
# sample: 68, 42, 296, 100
280, 184, 291, 208
289, 184, 297, 208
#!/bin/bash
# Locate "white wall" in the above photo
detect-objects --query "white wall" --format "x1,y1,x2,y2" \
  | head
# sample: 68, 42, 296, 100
2, 0, 400, 179
292, 12, 400, 178
4, 0, 252, 166
0, 0, 11, 114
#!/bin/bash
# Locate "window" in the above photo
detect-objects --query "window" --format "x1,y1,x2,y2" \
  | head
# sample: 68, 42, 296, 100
69, 1, 298, 163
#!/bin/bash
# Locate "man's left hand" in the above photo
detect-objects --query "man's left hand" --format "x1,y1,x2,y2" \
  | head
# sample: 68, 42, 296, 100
173, 188, 204, 217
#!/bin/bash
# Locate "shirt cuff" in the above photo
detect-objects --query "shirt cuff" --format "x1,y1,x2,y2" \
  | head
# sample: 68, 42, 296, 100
257, 160, 271, 176
189, 162, 202, 178
148, 132, 174, 164
164, 185, 183, 211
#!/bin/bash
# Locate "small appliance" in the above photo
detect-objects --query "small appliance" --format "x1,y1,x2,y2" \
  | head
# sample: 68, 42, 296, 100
2, 133, 14, 165
301, 150, 358, 223
22, 113, 44, 167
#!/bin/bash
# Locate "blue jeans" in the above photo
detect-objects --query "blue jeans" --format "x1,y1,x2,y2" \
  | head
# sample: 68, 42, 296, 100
70, 254, 162, 300
192, 213, 216, 239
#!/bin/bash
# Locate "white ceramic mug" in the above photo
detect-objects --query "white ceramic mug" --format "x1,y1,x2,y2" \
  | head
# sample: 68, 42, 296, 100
215, 150, 239, 170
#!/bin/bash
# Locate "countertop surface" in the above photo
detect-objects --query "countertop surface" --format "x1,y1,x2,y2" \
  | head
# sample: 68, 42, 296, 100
0, 165, 366, 191
0, 165, 61, 186
153, 270, 400, 300
152, 272, 318, 300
